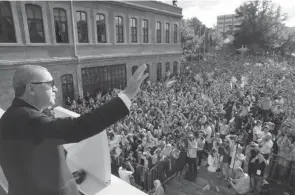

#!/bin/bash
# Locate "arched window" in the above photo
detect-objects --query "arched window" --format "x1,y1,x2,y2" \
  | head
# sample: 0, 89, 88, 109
96, 13, 106, 43
76, 11, 88, 43
25, 4, 45, 43
131, 65, 138, 75
115, 16, 124, 43
61, 74, 74, 103
173, 61, 178, 75
165, 23, 170, 43
53, 8, 68, 43
130, 17, 137, 43
142, 19, 148, 43
157, 63, 162, 81
156, 21, 161, 43
144, 64, 150, 82
0, 1, 16, 43
173, 24, 178, 43
165, 62, 170, 71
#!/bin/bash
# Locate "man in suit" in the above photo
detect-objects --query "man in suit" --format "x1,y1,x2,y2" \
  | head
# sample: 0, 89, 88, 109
0, 64, 148, 195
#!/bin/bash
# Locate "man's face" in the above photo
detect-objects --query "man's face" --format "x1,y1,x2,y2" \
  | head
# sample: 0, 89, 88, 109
29, 70, 57, 109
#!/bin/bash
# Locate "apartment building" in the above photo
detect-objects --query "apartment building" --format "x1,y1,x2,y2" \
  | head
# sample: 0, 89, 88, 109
216, 14, 242, 34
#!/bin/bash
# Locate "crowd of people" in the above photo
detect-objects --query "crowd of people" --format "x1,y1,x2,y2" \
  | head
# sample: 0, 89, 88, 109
64, 53, 295, 195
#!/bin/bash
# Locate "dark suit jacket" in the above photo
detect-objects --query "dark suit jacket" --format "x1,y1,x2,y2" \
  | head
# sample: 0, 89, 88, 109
0, 97, 129, 195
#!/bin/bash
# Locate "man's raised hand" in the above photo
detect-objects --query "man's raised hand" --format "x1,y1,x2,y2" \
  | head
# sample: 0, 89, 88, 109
123, 64, 148, 100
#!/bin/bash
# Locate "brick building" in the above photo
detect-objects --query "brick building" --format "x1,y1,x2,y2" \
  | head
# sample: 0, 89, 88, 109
0, 1, 182, 109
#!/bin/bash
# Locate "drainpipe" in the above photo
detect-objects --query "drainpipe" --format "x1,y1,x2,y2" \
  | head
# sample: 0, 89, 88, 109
70, 0, 83, 98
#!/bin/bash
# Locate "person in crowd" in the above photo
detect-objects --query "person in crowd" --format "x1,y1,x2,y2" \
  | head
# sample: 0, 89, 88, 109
197, 133, 206, 169
152, 180, 165, 195
219, 118, 229, 139
186, 133, 198, 181
257, 132, 273, 159
203, 148, 221, 192
253, 120, 263, 141
249, 151, 269, 193
229, 167, 251, 195
118, 161, 135, 184
0, 64, 148, 195
219, 139, 231, 179
229, 145, 245, 178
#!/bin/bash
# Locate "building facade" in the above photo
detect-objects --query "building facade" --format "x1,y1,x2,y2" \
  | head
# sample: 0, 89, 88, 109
0, 1, 182, 109
217, 14, 242, 34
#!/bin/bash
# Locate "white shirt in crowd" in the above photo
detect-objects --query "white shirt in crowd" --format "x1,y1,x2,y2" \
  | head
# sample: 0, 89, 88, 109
219, 123, 229, 135
233, 173, 251, 194
204, 126, 212, 142
118, 167, 133, 184
208, 154, 220, 172
258, 139, 273, 154
253, 125, 263, 140
187, 139, 198, 158
230, 151, 245, 169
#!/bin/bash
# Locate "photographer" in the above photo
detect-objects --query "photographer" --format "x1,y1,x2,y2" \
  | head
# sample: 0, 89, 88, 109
219, 139, 231, 179
118, 161, 135, 184
197, 132, 206, 169
249, 151, 269, 193
229, 167, 250, 195
186, 133, 198, 181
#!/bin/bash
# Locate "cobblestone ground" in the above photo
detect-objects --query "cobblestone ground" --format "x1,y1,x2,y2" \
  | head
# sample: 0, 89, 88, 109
164, 167, 237, 195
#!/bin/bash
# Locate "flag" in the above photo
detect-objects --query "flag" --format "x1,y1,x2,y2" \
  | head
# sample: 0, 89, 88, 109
201, 93, 213, 105
165, 80, 177, 88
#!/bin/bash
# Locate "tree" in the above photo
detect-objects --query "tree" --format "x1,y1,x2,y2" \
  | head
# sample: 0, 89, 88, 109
180, 17, 207, 51
234, 0, 292, 54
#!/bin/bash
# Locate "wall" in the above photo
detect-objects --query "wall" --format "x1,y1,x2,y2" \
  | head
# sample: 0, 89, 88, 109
0, 1, 181, 61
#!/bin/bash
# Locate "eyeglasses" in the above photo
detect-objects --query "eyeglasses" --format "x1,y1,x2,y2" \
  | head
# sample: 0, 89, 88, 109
30, 80, 55, 88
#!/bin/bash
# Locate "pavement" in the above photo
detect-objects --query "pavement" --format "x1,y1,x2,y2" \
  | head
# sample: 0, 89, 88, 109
164, 167, 237, 195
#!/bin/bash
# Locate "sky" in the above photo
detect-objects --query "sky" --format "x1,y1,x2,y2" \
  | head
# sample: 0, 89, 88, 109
162, 0, 295, 28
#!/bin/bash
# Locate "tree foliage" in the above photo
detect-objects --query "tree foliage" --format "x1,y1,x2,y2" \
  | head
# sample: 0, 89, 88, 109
234, 0, 294, 55
181, 17, 220, 52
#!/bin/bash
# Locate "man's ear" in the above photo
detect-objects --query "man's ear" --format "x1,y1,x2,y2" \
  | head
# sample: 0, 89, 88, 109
26, 84, 36, 96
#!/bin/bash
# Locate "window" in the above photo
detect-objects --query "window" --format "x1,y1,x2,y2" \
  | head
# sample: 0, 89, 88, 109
115, 16, 124, 43
130, 18, 137, 43
156, 21, 161, 43
144, 64, 150, 82
76, 11, 88, 43
173, 61, 178, 75
53, 8, 68, 43
0, 1, 16, 43
61, 74, 74, 103
25, 4, 45, 43
157, 63, 162, 81
165, 23, 170, 43
81, 64, 126, 96
96, 13, 106, 43
166, 62, 170, 71
142, 19, 148, 43
173, 24, 178, 43
132, 66, 138, 75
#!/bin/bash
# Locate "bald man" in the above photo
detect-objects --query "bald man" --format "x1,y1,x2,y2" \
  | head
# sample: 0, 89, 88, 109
0, 64, 148, 195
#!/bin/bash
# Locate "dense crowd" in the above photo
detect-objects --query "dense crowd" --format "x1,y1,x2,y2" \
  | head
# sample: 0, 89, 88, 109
64, 54, 295, 194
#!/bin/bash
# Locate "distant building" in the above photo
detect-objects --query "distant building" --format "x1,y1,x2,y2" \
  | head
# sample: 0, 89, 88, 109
0, 1, 182, 109
216, 14, 242, 34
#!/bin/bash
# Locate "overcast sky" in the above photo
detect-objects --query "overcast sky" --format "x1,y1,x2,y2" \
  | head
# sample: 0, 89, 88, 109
162, 0, 295, 28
